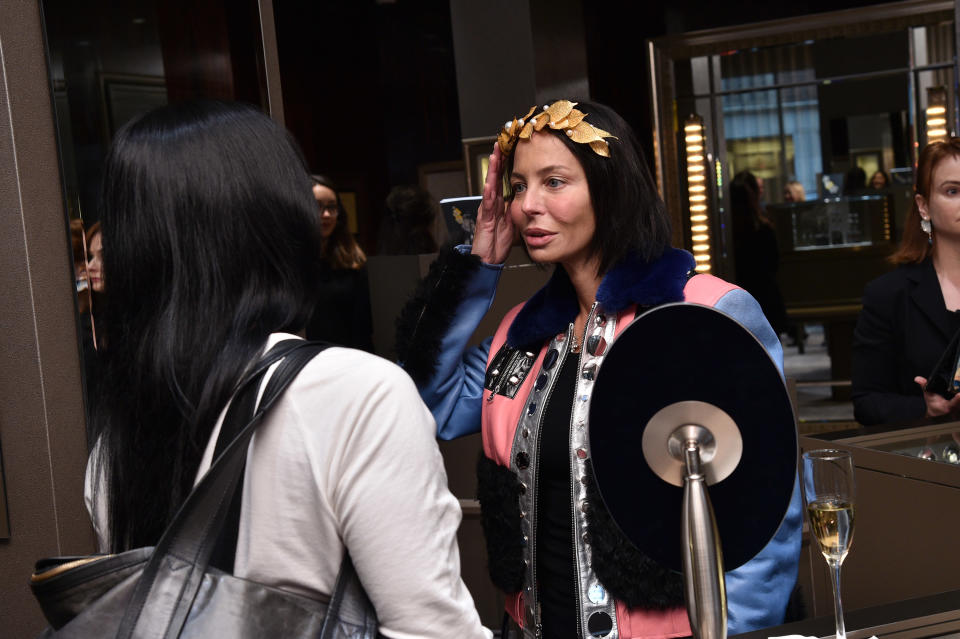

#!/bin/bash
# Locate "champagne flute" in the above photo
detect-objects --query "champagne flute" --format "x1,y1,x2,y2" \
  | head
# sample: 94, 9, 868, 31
801, 449, 855, 639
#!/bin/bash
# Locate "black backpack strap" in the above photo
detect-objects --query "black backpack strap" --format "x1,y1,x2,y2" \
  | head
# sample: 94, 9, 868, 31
116, 339, 329, 639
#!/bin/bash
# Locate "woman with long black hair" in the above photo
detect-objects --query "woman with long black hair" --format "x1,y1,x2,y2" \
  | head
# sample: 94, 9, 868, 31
85, 101, 489, 638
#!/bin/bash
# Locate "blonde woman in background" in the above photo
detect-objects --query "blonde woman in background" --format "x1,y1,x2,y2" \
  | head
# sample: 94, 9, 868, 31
783, 180, 805, 203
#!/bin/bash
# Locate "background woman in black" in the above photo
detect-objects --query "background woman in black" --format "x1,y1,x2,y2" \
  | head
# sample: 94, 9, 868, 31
730, 170, 788, 336
305, 174, 374, 351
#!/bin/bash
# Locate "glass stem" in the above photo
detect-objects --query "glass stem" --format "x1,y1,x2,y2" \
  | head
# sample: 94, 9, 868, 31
827, 558, 846, 639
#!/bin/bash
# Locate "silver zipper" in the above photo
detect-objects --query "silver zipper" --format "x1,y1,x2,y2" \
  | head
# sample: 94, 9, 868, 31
529, 325, 572, 638
570, 302, 596, 637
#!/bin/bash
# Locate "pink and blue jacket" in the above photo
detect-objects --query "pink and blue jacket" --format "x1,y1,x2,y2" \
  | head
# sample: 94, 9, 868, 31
395, 246, 802, 639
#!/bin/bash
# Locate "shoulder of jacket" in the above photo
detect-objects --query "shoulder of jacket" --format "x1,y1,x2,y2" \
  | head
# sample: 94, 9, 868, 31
863, 265, 917, 302
684, 273, 740, 306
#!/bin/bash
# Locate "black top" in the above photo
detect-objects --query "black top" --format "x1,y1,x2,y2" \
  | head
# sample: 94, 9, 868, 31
305, 264, 374, 352
537, 355, 578, 638
733, 223, 787, 335
852, 259, 960, 425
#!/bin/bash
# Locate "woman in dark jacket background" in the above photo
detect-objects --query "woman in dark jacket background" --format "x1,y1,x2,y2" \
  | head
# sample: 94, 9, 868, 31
305, 174, 374, 351
853, 138, 960, 425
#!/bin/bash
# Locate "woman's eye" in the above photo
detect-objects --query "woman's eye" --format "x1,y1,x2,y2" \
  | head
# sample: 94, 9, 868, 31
546, 178, 564, 188
949, 188, 959, 196
512, 183, 526, 193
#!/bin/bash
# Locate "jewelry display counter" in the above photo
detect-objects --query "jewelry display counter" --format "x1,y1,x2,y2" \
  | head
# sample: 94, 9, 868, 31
767, 196, 900, 398
734, 588, 960, 639
778, 423, 960, 638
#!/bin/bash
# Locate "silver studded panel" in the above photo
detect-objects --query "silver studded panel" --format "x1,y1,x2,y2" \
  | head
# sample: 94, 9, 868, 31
510, 331, 570, 637
571, 306, 620, 638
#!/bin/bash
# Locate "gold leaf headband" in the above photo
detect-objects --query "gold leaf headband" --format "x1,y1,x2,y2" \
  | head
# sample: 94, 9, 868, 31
497, 100, 617, 158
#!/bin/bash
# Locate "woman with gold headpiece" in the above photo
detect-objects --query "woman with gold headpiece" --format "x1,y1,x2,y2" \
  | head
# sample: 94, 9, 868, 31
396, 100, 800, 639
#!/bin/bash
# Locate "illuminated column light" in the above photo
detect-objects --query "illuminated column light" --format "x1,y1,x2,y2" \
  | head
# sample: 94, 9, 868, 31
685, 115, 712, 272
926, 86, 949, 145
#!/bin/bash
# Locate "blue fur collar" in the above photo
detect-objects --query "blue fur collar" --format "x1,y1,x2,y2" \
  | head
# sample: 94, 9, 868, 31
506, 248, 695, 348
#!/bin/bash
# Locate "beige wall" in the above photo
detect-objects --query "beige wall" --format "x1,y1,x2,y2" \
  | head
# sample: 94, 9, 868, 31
0, 2, 96, 635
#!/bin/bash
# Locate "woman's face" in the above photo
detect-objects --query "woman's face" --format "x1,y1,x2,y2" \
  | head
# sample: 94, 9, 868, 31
871, 172, 887, 189
783, 187, 796, 203
312, 183, 339, 239
87, 232, 104, 292
508, 133, 596, 271
917, 154, 960, 245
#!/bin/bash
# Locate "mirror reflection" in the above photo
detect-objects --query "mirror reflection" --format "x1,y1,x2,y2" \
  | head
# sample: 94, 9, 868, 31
666, 19, 957, 434
42, 0, 269, 427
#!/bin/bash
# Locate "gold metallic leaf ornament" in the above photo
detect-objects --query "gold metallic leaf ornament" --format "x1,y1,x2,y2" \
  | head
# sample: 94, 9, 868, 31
496, 100, 617, 158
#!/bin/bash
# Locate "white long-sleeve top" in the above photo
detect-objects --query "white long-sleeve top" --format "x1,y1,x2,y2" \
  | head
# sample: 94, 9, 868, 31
86, 333, 490, 639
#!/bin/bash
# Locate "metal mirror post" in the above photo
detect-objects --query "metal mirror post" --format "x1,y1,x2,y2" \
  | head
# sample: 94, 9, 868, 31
679, 430, 727, 639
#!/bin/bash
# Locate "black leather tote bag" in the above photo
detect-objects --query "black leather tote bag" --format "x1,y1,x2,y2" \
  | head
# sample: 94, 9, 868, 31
30, 340, 380, 639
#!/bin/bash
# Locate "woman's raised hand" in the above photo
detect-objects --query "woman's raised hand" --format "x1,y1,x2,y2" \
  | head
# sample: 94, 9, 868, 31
915, 376, 960, 418
471, 143, 514, 265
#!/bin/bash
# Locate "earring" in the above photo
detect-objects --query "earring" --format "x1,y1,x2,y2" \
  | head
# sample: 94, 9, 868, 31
921, 217, 933, 244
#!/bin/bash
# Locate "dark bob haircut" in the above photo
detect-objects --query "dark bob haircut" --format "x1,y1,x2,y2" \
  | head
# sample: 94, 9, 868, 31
94, 100, 321, 549
505, 100, 671, 275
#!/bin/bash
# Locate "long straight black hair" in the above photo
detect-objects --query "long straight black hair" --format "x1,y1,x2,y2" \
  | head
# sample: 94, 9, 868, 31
92, 101, 321, 551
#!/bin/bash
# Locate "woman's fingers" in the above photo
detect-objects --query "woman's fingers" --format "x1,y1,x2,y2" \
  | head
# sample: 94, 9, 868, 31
480, 144, 503, 219
472, 143, 514, 263
473, 144, 507, 263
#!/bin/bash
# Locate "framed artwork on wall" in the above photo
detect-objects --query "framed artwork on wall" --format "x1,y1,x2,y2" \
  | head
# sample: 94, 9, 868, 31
99, 73, 168, 139
339, 191, 359, 234
462, 136, 497, 196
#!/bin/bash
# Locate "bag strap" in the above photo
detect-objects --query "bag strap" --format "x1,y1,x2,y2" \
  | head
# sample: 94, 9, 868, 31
115, 339, 329, 639
206, 340, 295, 572
319, 552, 379, 639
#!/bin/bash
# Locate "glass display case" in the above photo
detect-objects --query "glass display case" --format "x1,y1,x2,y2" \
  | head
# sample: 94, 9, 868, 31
767, 195, 891, 252
790, 423, 960, 636
865, 428, 960, 464
823, 420, 960, 467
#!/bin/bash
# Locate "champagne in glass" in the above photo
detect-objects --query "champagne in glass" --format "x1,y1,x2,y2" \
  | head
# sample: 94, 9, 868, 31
807, 497, 855, 562
802, 450, 856, 639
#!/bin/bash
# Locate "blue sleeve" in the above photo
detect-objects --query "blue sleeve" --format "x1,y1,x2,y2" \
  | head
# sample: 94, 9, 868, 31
714, 287, 784, 379
714, 288, 802, 634
416, 253, 502, 440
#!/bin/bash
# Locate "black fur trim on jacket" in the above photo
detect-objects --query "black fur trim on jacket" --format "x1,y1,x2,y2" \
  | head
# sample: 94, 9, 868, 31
506, 248, 695, 348
584, 463, 685, 609
394, 246, 482, 386
476, 454, 525, 593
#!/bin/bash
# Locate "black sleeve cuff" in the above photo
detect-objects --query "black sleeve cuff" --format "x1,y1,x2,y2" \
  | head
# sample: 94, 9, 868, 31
394, 245, 482, 386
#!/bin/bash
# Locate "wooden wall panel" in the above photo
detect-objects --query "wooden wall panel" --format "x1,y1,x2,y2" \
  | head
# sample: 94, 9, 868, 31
0, 2, 96, 636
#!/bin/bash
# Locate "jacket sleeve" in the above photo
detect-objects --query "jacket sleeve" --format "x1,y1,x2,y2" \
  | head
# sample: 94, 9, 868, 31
395, 245, 502, 440
851, 278, 925, 426
714, 288, 802, 634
